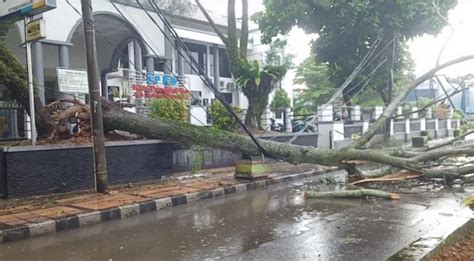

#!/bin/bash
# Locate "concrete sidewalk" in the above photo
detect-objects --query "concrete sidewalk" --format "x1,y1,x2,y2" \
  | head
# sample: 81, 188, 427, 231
0, 162, 334, 243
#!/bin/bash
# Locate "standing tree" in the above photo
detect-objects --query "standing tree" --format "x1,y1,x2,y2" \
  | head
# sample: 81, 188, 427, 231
255, 0, 456, 106
270, 88, 291, 112
195, 0, 288, 130
293, 55, 336, 113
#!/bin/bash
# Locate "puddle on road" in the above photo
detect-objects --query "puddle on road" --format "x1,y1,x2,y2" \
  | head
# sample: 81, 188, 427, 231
0, 171, 471, 261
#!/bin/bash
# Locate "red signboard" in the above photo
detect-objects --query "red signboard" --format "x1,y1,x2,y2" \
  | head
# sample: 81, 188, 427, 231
132, 85, 189, 99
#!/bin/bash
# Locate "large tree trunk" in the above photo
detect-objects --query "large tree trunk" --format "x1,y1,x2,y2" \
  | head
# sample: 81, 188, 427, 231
244, 94, 269, 130
102, 106, 412, 168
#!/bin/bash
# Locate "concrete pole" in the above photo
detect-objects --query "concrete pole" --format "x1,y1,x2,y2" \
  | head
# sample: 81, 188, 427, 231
163, 59, 171, 75
164, 26, 172, 75
81, 0, 108, 193
58, 45, 70, 67
58, 45, 70, 100
133, 41, 142, 73
128, 41, 135, 74
177, 41, 184, 76
145, 56, 154, 74
32, 41, 45, 104
24, 17, 36, 145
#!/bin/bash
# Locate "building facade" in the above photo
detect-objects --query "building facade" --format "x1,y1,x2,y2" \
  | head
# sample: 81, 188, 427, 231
4, 0, 269, 134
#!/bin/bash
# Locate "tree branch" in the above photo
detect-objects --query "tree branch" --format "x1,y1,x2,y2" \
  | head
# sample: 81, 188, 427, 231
103, 107, 415, 169
227, 0, 238, 50
389, 85, 467, 119
425, 130, 474, 151
195, 0, 229, 47
355, 55, 474, 148
240, 0, 249, 59
412, 145, 474, 162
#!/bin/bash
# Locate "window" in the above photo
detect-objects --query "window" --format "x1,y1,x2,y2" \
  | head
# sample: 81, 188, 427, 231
221, 93, 233, 104
219, 49, 232, 78
153, 59, 166, 72
210, 53, 214, 77
191, 91, 202, 106
182, 42, 207, 75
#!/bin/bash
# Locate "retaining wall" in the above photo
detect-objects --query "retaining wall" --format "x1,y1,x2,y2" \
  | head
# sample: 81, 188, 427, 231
0, 141, 241, 198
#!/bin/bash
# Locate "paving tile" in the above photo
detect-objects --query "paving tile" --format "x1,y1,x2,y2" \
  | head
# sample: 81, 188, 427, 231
69, 194, 147, 211
31, 207, 82, 219
55, 194, 98, 204
4, 219, 29, 227
12, 212, 39, 220
183, 181, 220, 190
134, 186, 201, 199
24, 216, 50, 224
0, 215, 20, 223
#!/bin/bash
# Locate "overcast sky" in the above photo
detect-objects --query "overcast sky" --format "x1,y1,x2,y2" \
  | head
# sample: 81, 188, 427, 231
199, 0, 474, 78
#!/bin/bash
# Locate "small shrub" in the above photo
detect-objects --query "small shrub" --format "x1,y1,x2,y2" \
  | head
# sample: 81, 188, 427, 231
191, 149, 204, 174
460, 121, 474, 135
149, 94, 189, 122
208, 101, 242, 131
453, 109, 464, 119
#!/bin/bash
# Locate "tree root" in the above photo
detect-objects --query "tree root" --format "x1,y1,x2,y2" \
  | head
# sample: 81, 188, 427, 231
304, 189, 400, 200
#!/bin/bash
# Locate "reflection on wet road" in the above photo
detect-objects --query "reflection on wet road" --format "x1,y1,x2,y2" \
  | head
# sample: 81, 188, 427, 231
0, 171, 471, 261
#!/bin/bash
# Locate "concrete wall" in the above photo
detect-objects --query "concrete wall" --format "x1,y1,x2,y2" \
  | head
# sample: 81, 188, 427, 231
260, 133, 318, 147
0, 141, 240, 198
173, 147, 241, 171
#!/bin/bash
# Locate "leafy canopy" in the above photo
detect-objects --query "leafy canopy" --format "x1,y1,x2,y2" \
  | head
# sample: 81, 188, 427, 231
270, 88, 291, 111
255, 0, 457, 104
208, 101, 242, 131
293, 55, 335, 112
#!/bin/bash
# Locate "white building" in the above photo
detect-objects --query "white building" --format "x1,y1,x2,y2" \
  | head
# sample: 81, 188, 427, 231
4, 0, 272, 128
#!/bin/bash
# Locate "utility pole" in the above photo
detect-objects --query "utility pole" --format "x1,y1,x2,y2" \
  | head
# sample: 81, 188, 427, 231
24, 17, 37, 146
384, 35, 396, 141
81, 0, 108, 193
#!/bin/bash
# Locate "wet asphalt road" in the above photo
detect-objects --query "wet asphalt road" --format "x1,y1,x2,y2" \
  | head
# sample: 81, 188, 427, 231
0, 171, 471, 261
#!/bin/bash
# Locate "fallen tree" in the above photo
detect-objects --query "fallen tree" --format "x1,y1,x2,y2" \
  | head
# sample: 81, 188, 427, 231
2, 20, 474, 189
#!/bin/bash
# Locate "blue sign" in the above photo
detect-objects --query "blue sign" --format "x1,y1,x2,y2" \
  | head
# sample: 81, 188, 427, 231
146, 73, 177, 86
0, 0, 57, 22
163, 75, 177, 86
155, 74, 162, 84
146, 73, 155, 85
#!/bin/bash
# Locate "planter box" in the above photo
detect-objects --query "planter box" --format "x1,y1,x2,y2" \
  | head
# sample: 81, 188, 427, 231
234, 160, 268, 180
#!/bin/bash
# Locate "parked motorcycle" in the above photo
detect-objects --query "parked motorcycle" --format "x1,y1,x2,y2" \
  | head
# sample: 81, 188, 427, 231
270, 118, 284, 132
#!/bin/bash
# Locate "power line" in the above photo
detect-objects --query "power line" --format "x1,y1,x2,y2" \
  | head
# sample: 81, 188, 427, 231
141, 0, 268, 156
65, 0, 209, 127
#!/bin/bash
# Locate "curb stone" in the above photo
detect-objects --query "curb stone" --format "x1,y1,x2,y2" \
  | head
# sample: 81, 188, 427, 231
0, 167, 340, 243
